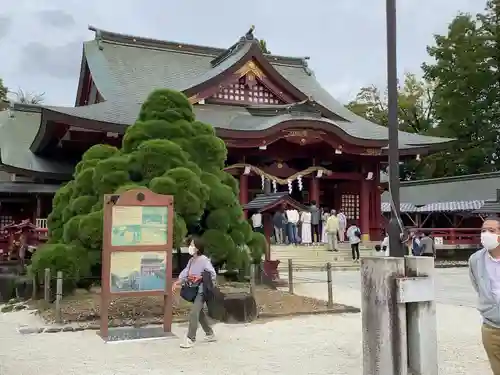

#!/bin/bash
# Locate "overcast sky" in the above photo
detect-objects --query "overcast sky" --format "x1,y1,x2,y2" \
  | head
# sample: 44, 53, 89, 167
0, 0, 486, 106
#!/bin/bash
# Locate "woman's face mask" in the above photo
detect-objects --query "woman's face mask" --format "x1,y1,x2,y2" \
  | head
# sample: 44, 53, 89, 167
188, 241, 197, 256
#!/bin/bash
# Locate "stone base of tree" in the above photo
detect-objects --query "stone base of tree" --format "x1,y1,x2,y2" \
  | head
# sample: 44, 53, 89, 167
208, 290, 257, 323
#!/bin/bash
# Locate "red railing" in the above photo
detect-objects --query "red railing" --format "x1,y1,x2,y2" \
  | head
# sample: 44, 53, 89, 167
408, 227, 480, 246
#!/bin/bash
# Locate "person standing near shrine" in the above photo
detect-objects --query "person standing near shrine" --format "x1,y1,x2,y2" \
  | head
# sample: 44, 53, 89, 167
469, 216, 500, 374
337, 209, 347, 242
346, 220, 361, 261
285, 206, 300, 245
321, 208, 330, 243
309, 200, 321, 244
272, 208, 286, 245
419, 232, 435, 258
250, 212, 263, 233
300, 209, 312, 245
325, 209, 339, 251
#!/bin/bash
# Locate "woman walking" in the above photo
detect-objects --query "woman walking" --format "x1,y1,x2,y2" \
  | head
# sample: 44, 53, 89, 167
172, 236, 217, 349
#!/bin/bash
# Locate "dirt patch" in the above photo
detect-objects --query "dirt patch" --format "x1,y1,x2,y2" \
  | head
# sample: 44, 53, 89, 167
34, 282, 357, 326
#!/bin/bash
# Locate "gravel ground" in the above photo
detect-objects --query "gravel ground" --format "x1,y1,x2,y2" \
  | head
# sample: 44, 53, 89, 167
0, 268, 491, 375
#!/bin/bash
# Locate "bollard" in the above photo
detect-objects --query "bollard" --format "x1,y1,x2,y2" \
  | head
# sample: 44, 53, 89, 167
55, 271, 63, 324
288, 259, 294, 294
326, 262, 333, 308
361, 257, 407, 375
249, 263, 256, 297
404, 256, 438, 375
44, 268, 51, 302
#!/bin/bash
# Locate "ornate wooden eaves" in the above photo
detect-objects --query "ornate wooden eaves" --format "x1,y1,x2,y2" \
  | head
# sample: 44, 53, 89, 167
361, 148, 382, 156
282, 129, 325, 146
221, 127, 383, 156
188, 94, 199, 104
234, 60, 265, 81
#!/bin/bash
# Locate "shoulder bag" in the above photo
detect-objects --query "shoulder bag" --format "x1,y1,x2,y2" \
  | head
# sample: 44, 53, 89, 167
180, 258, 202, 302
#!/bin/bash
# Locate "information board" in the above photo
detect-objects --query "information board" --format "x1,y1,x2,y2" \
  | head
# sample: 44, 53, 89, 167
100, 188, 174, 341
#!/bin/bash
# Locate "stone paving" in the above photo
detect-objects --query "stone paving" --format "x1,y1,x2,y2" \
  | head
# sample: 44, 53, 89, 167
0, 268, 491, 375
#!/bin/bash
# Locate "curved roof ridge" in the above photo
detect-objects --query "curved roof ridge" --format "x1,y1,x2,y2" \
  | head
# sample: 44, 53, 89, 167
88, 25, 307, 68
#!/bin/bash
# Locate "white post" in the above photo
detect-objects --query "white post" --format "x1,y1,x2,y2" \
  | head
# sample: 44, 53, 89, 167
404, 256, 438, 375
361, 257, 407, 375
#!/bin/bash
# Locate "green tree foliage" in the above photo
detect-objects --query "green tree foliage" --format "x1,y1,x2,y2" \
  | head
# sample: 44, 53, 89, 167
422, 1, 500, 176
0, 78, 7, 103
32, 89, 266, 283
259, 39, 271, 54
346, 73, 440, 180
347, 73, 436, 134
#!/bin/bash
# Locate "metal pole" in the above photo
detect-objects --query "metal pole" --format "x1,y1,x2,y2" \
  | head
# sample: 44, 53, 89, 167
386, 0, 403, 256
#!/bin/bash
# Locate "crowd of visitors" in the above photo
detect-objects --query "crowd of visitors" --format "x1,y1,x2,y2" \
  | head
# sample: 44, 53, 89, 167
249, 202, 362, 260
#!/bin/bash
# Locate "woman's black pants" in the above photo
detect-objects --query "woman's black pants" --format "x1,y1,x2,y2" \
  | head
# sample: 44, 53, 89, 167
351, 243, 360, 260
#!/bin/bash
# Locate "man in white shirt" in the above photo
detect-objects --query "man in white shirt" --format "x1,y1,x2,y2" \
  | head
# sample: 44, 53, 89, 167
251, 212, 263, 233
380, 233, 390, 256
337, 209, 347, 242
285, 207, 299, 245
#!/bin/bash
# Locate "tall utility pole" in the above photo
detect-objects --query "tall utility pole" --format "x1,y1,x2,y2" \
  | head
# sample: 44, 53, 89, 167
386, 0, 404, 256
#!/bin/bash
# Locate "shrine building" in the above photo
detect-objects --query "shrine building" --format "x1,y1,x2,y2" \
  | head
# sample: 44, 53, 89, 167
0, 26, 453, 241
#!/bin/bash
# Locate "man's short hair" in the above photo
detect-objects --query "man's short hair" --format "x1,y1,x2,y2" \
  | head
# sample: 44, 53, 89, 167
484, 215, 500, 226
485, 215, 500, 222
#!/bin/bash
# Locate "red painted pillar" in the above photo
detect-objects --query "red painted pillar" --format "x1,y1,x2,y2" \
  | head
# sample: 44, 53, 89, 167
309, 176, 320, 204
239, 174, 248, 218
360, 169, 371, 242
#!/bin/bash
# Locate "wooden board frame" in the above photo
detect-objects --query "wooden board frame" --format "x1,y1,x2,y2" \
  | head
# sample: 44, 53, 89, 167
100, 188, 174, 338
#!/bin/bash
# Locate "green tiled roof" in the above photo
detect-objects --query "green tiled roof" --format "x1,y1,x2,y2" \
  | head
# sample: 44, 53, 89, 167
0, 182, 61, 194
67, 27, 452, 149
0, 108, 74, 178
381, 172, 500, 206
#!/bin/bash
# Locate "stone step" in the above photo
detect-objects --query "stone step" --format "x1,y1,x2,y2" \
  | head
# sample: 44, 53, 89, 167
269, 243, 378, 272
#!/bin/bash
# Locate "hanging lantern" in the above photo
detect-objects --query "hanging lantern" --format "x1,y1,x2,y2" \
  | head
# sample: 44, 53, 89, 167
297, 175, 303, 191
287, 180, 293, 194
261, 175, 265, 191
272, 180, 277, 193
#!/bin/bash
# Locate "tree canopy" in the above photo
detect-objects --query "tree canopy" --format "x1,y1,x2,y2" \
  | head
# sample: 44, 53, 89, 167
259, 39, 271, 54
346, 73, 439, 180
422, 0, 500, 176
0, 78, 7, 103
31, 89, 267, 284
346, 72, 436, 135
347, 0, 500, 180
11, 89, 45, 104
